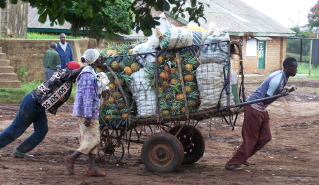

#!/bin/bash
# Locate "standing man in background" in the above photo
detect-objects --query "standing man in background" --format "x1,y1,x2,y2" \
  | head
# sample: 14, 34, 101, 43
43, 42, 61, 81
56, 33, 74, 69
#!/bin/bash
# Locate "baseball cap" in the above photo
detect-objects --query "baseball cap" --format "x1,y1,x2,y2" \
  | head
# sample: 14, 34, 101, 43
66, 61, 81, 70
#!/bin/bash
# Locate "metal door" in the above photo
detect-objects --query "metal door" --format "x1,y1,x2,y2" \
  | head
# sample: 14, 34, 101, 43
258, 41, 266, 69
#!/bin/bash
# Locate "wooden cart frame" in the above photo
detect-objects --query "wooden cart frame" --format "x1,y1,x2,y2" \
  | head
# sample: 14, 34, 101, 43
96, 39, 287, 172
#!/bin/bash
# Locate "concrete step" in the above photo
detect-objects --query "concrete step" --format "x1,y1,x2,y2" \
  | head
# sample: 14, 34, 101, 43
0, 73, 18, 81
0, 53, 6, 59
0, 66, 14, 73
0, 80, 21, 88
0, 59, 10, 66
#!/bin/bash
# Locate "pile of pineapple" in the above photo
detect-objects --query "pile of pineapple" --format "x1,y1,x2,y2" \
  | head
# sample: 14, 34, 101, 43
145, 52, 200, 116
99, 43, 141, 127
99, 42, 205, 126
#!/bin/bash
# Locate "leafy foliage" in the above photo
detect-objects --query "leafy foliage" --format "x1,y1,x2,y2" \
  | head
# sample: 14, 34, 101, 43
64, 0, 133, 39
1, 0, 206, 37
308, 1, 319, 28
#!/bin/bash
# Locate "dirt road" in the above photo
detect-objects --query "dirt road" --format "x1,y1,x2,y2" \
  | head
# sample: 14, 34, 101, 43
0, 76, 319, 185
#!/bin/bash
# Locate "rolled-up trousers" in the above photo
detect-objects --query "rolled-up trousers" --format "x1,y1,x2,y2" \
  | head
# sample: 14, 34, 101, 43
226, 105, 271, 166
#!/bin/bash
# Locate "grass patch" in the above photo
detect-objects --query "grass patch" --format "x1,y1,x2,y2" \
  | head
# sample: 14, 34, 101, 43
296, 62, 319, 79
0, 81, 76, 104
27, 32, 81, 39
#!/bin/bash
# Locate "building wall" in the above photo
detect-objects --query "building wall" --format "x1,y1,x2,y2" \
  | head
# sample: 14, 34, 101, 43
231, 36, 287, 75
0, 38, 95, 82
0, 1, 28, 38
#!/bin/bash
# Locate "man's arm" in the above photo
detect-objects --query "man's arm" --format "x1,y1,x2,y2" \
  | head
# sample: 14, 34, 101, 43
70, 66, 85, 79
55, 53, 61, 70
69, 44, 74, 61
263, 89, 288, 105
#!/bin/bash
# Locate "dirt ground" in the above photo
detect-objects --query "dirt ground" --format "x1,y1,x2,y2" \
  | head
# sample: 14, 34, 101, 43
1, 75, 319, 185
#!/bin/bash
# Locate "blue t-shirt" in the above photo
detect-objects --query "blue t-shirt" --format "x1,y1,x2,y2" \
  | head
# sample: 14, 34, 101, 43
247, 70, 287, 111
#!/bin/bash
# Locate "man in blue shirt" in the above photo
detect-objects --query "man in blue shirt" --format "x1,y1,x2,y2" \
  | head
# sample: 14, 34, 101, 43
225, 57, 298, 170
56, 33, 74, 69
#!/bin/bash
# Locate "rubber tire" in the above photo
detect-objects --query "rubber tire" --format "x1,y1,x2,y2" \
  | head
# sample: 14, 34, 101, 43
141, 132, 184, 173
169, 126, 205, 164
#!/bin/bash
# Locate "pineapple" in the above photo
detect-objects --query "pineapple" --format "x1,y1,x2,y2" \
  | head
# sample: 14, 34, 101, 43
185, 64, 194, 72
110, 61, 120, 71
124, 66, 133, 75
159, 71, 170, 80
104, 115, 112, 121
187, 99, 197, 107
157, 55, 164, 64
109, 83, 115, 90
117, 102, 126, 109
176, 93, 184, 101
162, 81, 170, 88
181, 107, 186, 113
170, 79, 180, 85
108, 96, 115, 104
122, 113, 128, 119
184, 74, 195, 82
171, 101, 183, 114
170, 68, 177, 75
130, 62, 140, 72
160, 101, 170, 115
162, 110, 170, 115
117, 44, 132, 55
112, 92, 122, 98
120, 108, 129, 119
185, 85, 192, 94
114, 78, 123, 86
157, 86, 164, 93
164, 64, 170, 72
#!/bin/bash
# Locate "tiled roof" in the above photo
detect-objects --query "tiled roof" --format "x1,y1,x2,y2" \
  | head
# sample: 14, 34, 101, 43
28, 5, 71, 30
170, 0, 295, 36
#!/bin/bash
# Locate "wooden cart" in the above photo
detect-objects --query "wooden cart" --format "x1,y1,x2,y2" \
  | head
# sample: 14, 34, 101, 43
96, 39, 268, 172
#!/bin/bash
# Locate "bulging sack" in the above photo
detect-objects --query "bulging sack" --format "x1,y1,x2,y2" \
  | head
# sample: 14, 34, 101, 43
160, 28, 211, 50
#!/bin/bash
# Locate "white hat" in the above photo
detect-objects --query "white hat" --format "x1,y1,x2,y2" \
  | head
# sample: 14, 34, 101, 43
82, 49, 100, 65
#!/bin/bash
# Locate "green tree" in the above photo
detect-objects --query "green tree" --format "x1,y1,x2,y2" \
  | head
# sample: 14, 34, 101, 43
308, 1, 319, 28
64, 0, 133, 42
1, 0, 206, 37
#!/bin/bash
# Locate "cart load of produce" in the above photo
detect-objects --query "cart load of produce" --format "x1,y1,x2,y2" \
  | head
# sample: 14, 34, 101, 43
98, 17, 238, 129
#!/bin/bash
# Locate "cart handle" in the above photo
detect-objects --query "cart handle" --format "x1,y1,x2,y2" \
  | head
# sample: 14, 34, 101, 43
223, 92, 289, 110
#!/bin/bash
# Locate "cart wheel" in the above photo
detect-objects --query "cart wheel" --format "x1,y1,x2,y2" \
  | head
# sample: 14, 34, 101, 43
169, 125, 205, 164
141, 132, 184, 173
97, 127, 124, 164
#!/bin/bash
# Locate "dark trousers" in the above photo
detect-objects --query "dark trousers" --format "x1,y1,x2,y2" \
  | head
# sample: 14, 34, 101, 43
0, 93, 48, 153
45, 68, 57, 81
226, 105, 271, 165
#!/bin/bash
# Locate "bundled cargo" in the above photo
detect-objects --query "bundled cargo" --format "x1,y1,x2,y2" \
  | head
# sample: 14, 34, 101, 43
98, 25, 240, 128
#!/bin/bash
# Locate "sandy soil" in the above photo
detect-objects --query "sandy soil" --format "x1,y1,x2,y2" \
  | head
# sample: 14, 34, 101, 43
0, 76, 319, 185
